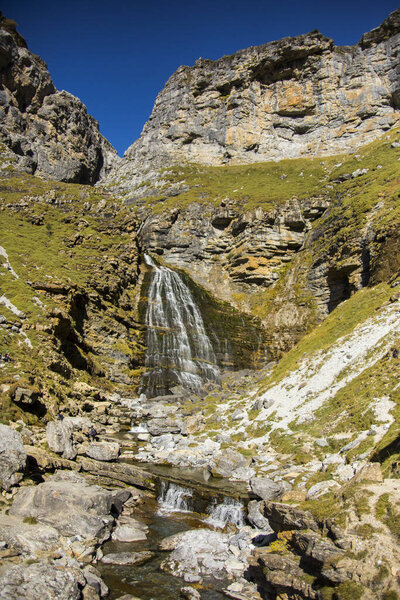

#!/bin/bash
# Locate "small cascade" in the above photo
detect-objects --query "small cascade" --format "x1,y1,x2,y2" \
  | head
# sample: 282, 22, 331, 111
205, 497, 245, 529
157, 481, 194, 514
130, 421, 148, 433
140, 254, 220, 397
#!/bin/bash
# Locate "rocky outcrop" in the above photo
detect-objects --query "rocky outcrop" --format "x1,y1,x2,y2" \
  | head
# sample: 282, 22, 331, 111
0, 13, 118, 183
0, 424, 26, 490
104, 9, 400, 195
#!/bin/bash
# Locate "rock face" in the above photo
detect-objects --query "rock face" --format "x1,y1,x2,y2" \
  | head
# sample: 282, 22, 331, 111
104, 9, 400, 194
0, 14, 118, 183
0, 561, 82, 600
0, 424, 26, 490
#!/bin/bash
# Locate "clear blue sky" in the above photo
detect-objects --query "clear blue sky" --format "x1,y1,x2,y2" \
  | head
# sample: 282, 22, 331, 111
3, 0, 398, 156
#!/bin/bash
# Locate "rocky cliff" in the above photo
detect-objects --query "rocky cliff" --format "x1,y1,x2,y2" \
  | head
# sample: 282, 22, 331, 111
0, 13, 118, 183
103, 8, 400, 196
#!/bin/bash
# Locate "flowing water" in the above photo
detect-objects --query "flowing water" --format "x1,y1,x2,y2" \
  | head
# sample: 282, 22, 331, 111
205, 497, 245, 529
140, 254, 220, 397
157, 481, 193, 514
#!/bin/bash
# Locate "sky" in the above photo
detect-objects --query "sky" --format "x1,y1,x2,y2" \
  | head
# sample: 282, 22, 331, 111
2, 0, 399, 156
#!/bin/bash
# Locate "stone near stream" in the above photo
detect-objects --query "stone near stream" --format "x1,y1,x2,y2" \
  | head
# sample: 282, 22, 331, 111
86, 441, 120, 461
0, 424, 26, 491
210, 448, 249, 478
112, 517, 148, 542
9, 471, 116, 543
0, 514, 60, 556
101, 551, 154, 565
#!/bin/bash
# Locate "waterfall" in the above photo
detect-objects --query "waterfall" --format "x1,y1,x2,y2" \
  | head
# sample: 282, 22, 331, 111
157, 481, 193, 514
130, 421, 148, 433
205, 497, 245, 529
140, 254, 220, 397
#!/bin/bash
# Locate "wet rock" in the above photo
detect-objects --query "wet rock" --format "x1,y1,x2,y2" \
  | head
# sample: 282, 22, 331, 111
0, 560, 82, 600
112, 518, 148, 542
0, 424, 26, 491
82, 565, 108, 597
86, 441, 120, 462
101, 551, 154, 565
160, 528, 243, 583
180, 586, 201, 600
210, 448, 249, 478
46, 419, 77, 460
9, 471, 115, 542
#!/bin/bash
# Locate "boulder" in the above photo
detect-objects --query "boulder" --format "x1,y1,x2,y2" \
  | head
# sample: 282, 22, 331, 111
46, 419, 77, 460
307, 480, 340, 499
9, 471, 115, 542
0, 514, 59, 556
249, 477, 285, 501
210, 448, 249, 478
160, 528, 246, 583
86, 441, 120, 461
246, 500, 274, 532
352, 462, 383, 483
263, 502, 319, 532
112, 518, 148, 542
0, 561, 82, 600
0, 424, 27, 490
147, 417, 182, 435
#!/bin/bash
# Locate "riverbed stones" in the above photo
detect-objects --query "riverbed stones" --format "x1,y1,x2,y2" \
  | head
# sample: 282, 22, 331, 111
101, 551, 154, 565
86, 441, 120, 461
0, 424, 26, 491
112, 517, 148, 542
9, 471, 115, 542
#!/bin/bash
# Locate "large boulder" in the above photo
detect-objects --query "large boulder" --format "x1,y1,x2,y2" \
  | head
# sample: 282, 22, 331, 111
0, 424, 26, 490
46, 419, 77, 460
86, 441, 120, 462
0, 514, 59, 556
0, 561, 82, 600
9, 471, 115, 542
210, 448, 249, 478
249, 477, 286, 501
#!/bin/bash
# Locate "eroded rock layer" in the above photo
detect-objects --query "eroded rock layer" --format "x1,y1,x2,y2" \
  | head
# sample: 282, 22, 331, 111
104, 9, 400, 195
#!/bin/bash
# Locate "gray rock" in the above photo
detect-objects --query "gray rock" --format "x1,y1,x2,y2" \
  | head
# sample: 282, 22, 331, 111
112, 518, 148, 542
0, 514, 59, 556
86, 441, 120, 461
307, 480, 340, 499
246, 500, 274, 532
83, 565, 108, 597
0, 560, 82, 600
101, 551, 154, 565
249, 477, 285, 501
9, 471, 115, 542
181, 587, 201, 600
0, 424, 26, 491
46, 419, 77, 460
147, 417, 182, 435
210, 448, 249, 478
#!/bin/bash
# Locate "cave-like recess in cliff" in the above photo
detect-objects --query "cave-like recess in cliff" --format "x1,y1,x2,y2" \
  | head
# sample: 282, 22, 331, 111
138, 256, 270, 396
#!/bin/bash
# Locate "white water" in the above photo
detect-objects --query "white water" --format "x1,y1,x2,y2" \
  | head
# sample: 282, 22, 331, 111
205, 497, 245, 529
140, 254, 220, 397
157, 481, 193, 514
130, 422, 148, 433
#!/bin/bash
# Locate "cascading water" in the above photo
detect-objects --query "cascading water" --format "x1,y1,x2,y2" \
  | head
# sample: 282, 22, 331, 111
140, 254, 220, 397
205, 497, 245, 529
157, 481, 193, 514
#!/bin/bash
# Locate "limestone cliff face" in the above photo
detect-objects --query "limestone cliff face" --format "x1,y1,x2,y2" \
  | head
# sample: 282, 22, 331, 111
104, 9, 400, 194
0, 14, 118, 183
